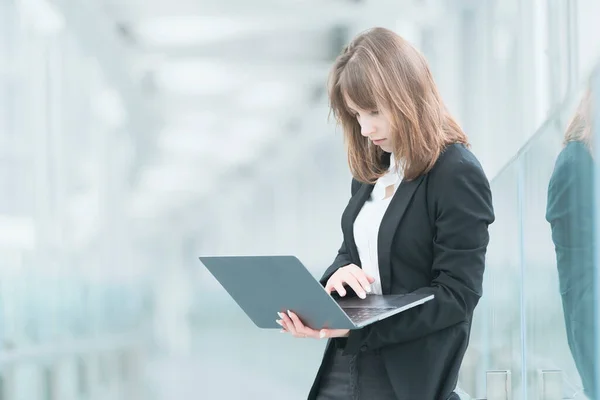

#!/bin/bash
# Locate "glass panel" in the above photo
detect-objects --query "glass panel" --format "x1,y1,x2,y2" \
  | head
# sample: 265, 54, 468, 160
594, 70, 600, 400
461, 71, 599, 399
461, 162, 523, 399
520, 119, 582, 399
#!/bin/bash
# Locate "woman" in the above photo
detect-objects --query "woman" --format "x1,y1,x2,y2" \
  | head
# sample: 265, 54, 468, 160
546, 87, 597, 399
278, 27, 495, 400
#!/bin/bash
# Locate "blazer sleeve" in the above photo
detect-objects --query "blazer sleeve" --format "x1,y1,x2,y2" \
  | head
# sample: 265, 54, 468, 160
319, 178, 361, 286
343, 157, 495, 354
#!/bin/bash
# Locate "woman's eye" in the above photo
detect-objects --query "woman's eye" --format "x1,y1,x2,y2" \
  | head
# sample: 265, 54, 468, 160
370, 110, 379, 116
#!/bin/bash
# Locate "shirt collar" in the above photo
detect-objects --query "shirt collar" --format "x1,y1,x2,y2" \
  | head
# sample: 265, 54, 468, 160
372, 152, 402, 200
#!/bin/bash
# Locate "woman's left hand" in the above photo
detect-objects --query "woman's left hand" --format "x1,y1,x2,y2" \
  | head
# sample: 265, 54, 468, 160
277, 310, 350, 339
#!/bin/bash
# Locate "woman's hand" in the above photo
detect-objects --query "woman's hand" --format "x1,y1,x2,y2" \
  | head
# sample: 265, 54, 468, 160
325, 264, 375, 299
277, 310, 350, 339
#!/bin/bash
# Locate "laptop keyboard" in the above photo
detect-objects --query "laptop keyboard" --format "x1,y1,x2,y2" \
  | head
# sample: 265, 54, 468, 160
343, 308, 397, 324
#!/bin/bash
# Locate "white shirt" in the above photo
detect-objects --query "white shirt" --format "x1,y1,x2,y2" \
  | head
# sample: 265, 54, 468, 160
353, 154, 403, 295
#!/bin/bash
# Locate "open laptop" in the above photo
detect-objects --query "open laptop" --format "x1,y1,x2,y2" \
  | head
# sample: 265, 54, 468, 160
199, 255, 434, 330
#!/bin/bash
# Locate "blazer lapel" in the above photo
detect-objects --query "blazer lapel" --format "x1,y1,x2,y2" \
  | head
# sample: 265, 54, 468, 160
341, 182, 374, 266
378, 176, 425, 294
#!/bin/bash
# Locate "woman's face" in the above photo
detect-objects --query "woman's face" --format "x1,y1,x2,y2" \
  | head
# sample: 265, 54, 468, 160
344, 96, 393, 153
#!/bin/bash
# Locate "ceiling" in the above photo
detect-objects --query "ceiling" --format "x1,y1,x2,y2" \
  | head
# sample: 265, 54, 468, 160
96, 0, 448, 218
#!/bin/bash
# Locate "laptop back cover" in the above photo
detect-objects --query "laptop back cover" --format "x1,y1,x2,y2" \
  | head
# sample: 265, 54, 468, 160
199, 255, 356, 330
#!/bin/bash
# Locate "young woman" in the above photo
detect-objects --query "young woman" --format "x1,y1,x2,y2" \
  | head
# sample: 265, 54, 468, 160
277, 27, 495, 400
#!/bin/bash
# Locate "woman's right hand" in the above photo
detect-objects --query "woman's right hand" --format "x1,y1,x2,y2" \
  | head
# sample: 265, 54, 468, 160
324, 264, 375, 299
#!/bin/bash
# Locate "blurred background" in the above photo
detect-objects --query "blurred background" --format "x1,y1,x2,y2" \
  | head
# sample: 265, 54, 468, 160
1, 0, 600, 399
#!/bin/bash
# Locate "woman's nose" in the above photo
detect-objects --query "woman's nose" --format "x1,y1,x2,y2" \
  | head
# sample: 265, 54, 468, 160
360, 120, 375, 137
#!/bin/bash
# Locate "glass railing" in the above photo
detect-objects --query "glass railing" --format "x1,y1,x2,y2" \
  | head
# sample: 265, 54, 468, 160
460, 67, 599, 400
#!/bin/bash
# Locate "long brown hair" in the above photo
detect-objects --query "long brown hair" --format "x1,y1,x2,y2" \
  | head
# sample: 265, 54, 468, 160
328, 27, 468, 183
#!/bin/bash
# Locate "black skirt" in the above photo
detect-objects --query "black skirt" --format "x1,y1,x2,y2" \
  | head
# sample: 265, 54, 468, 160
315, 347, 397, 400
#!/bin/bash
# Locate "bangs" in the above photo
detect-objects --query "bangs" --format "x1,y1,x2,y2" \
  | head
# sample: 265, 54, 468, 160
338, 59, 379, 113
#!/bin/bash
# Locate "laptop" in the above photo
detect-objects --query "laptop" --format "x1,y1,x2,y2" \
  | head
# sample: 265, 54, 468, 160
199, 255, 434, 330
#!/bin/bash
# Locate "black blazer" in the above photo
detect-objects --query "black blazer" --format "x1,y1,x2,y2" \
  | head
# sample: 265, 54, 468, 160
308, 143, 495, 400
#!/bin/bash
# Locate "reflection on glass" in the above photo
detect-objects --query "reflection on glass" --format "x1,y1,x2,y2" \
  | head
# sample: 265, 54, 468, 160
546, 88, 596, 399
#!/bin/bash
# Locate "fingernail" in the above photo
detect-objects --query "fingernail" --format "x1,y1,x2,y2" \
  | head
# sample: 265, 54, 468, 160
365, 286, 372, 293
276, 320, 283, 327
280, 330, 286, 333
287, 310, 292, 318
277, 312, 284, 319
319, 331, 326, 339
358, 292, 366, 299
